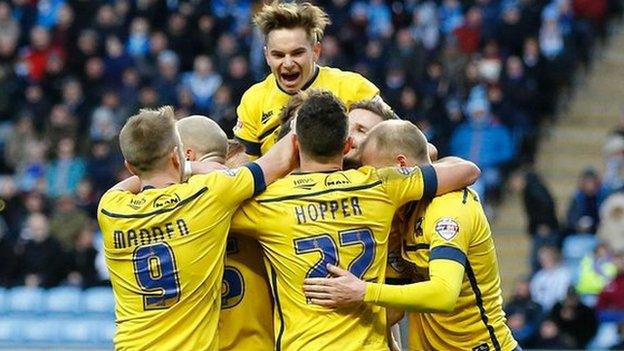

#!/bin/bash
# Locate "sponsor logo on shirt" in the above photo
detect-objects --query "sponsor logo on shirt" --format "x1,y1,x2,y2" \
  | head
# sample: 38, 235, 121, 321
153, 194, 181, 209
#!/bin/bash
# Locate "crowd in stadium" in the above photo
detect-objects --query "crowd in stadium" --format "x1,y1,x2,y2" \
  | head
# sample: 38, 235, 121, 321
0, 0, 623, 349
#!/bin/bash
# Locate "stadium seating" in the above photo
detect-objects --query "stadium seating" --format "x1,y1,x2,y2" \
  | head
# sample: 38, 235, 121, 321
0, 286, 114, 349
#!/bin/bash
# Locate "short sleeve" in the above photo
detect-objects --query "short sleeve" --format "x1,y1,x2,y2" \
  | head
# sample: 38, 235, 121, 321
234, 93, 262, 157
379, 165, 437, 208
422, 196, 472, 268
352, 74, 380, 102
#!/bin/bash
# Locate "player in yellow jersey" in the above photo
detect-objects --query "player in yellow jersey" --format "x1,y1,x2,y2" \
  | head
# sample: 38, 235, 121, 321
97, 106, 296, 350
303, 120, 520, 351
234, 1, 380, 157
175, 115, 274, 351
231, 90, 481, 351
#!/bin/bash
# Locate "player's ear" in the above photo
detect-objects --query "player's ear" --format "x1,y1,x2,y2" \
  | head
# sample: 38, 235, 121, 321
395, 154, 408, 167
312, 41, 321, 62
124, 160, 138, 176
343, 136, 353, 155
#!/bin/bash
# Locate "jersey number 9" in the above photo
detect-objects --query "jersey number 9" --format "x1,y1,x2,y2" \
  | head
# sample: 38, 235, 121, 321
133, 242, 181, 310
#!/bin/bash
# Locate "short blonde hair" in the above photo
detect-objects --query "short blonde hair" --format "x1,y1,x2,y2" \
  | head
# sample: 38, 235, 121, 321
119, 106, 177, 173
253, 1, 331, 44
176, 115, 228, 160
362, 120, 429, 164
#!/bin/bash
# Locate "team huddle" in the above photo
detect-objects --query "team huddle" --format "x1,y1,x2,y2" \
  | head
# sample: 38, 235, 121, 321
96, 2, 520, 351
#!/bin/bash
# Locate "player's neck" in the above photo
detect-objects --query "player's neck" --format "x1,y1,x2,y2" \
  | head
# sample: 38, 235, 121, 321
299, 155, 343, 173
139, 168, 180, 190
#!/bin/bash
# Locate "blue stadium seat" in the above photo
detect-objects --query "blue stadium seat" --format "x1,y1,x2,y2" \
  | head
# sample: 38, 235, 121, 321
90, 319, 115, 343
7, 287, 44, 314
0, 316, 23, 343
44, 286, 82, 314
57, 319, 93, 343
0, 287, 7, 314
21, 318, 59, 343
82, 287, 115, 315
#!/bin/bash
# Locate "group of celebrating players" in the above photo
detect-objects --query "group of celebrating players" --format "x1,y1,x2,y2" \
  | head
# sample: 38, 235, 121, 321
96, 2, 521, 350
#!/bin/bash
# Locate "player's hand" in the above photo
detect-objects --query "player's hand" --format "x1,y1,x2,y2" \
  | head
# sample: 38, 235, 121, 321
302, 264, 366, 308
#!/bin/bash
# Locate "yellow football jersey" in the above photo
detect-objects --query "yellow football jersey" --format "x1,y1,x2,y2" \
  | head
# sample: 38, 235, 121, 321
234, 66, 379, 156
231, 165, 437, 351
97, 165, 264, 351
219, 234, 274, 351
400, 189, 518, 351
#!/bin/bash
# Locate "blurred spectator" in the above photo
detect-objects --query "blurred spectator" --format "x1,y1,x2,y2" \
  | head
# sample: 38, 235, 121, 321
0, 213, 15, 286
450, 97, 513, 207
152, 50, 180, 106
550, 287, 598, 348
181, 55, 222, 114
225, 55, 255, 105
4, 115, 38, 172
531, 318, 573, 349
598, 192, 624, 253
14, 213, 65, 288
521, 170, 559, 236
49, 195, 89, 251
15, 141, 46, 192
603, 134, 624, 192
45, 137, 85, 197
89, 90, 125, 142
67, 222, 100, 288
576, 242, 617, 298
21, 26, 64, 82
453, 6, 483, 55
531, 245, 572, 312
210, 86, 236, 137
44, 104, 76, 150
505, 275, 544, 346
597, 250, 624, 311
86, 140, 120, 196
612, 323, 624, 350
566, 168, 606, 235
0, 2, 20, 42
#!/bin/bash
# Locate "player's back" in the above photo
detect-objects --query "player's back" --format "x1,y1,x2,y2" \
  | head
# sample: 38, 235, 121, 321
97, 168, 259, 350
234, 66, 379, 156
232, 165, 435, 351
219, 234, 274, 350
402, 189, 517, 351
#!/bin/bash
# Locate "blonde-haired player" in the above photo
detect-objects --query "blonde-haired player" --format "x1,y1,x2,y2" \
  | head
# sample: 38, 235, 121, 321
234, 0, 380, 157
303, 120, 520, 351
176, 115, 274, 351
97, 106, 295, 350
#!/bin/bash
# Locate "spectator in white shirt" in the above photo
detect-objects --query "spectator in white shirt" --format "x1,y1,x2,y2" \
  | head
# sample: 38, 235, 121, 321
531, 245, 572, 312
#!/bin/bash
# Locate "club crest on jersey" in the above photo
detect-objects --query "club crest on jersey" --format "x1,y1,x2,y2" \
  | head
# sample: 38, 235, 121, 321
434, 217, 459, 240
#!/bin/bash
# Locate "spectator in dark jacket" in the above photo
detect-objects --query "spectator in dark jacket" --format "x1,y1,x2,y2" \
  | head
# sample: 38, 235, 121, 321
550, 288, 598, 349
505, 275, 544, 346
566, 168, 606, 235
15, 213, 66, 288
